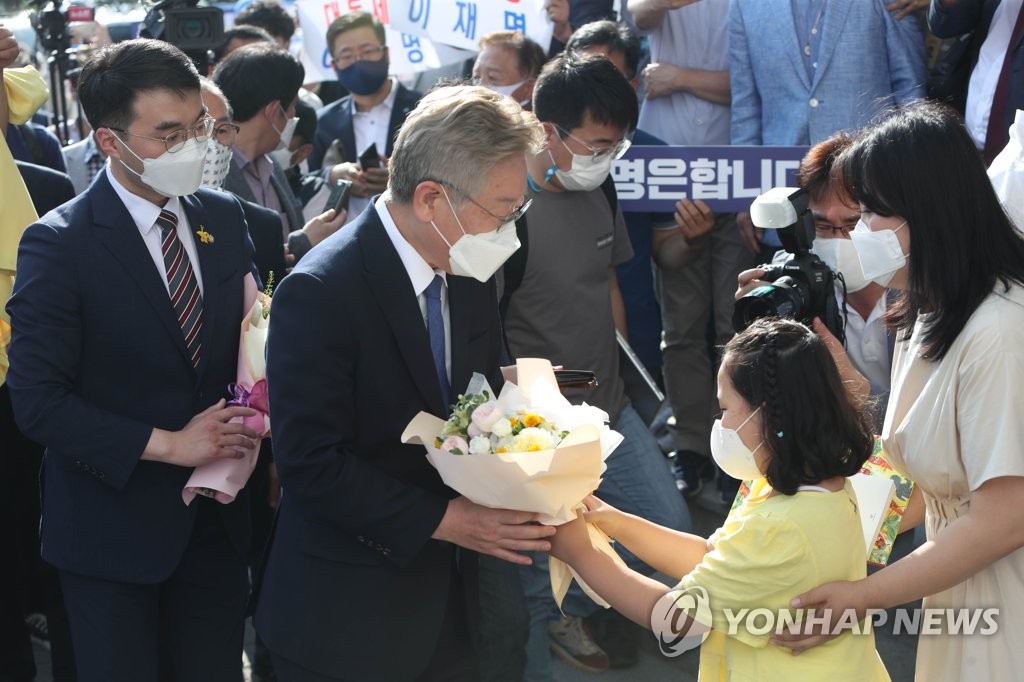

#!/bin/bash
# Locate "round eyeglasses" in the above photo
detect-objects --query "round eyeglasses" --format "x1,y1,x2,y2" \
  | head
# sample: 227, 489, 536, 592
109, 117, 216, 154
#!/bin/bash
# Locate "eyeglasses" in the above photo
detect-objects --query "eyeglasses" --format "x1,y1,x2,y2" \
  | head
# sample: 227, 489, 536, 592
213, 122, 240, 146
428, 179, 533, 226
814, 222, 857, 238
109, 117, 216, 154
332, 45, 386, 68
554, 124, 632, 160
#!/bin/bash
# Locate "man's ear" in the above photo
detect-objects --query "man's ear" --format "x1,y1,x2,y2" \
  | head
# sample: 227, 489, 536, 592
93, 127, 123, 161
411, 179, 445, 224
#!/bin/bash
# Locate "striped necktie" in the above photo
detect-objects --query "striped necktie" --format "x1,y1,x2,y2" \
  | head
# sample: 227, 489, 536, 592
156, 209, 203, 367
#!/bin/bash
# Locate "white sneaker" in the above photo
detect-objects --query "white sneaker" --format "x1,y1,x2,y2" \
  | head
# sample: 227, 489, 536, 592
548, 615, 610, 673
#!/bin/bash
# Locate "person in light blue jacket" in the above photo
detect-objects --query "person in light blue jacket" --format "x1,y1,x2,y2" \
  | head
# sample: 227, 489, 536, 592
729, 0, 928, 147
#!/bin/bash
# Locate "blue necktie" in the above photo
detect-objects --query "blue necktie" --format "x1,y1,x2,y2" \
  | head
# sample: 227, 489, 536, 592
424, 275, 451, 411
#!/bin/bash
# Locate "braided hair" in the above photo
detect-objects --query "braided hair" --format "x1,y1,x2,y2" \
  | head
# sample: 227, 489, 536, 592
722, 318, 873, 495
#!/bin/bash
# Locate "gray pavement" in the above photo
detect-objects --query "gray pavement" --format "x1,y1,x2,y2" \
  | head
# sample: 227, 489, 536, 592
31, 484, 918, 681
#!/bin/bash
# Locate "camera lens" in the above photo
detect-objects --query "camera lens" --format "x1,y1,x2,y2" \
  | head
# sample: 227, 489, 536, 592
732, 276, 810, 332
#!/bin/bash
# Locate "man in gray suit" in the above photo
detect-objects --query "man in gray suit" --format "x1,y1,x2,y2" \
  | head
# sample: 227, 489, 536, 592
213, 43, 343, 260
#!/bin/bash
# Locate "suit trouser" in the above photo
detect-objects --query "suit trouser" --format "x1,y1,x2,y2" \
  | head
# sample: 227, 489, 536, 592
58, 498, 249, 682
658, 213, 755, 455
271, 558, 479, 682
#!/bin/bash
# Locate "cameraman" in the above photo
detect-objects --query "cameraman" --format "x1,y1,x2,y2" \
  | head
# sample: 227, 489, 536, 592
736, 133, 893, 427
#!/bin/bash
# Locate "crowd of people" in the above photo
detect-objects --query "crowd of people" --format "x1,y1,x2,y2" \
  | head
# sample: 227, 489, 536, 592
1, 0, 1023, 681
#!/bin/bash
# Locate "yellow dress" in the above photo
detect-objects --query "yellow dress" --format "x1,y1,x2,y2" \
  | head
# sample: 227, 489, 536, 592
1, 66, 48, 385
676, 477, 890, 681
882, 284, 1024, 682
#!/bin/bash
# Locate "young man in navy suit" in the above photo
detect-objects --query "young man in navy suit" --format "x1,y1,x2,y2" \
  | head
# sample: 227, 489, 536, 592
256, 85, 552, 681
6, 39, 261, 682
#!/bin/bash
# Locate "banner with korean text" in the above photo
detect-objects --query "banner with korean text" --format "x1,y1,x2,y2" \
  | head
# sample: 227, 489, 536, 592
613, 146, 810, 213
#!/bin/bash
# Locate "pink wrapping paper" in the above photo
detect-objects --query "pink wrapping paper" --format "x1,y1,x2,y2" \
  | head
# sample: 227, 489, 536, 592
182, 273, 268, 504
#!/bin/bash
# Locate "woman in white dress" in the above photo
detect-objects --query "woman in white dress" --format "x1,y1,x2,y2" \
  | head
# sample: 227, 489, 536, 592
773, 102, 1024, 681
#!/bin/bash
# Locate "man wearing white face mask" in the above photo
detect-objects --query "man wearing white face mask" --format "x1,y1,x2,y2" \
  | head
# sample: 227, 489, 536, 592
255, 85, 554, 682
472, 30, 547, 110
214, 43, 345, 258
738, 133, 895, 424
6, 39, 263, 681
503, 54, 691, 678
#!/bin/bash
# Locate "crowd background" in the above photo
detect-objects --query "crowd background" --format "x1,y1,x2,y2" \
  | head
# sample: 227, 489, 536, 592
1, 0, 1022, 680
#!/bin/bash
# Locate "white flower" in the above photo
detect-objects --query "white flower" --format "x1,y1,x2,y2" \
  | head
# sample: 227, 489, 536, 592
468, 422, 482, 437
491, 417, 513, 438
490, 435, 514, 453
471, 401, 503, 433
512, 427, 555, 452
469, 436, 492, 455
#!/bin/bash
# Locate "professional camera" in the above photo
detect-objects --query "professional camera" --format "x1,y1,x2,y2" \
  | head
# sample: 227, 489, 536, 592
732, 187, 845, 343
141, 0, 224, 72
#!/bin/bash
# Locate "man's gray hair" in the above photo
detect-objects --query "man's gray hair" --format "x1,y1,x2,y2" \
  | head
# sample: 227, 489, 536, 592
389, 85, 542, 204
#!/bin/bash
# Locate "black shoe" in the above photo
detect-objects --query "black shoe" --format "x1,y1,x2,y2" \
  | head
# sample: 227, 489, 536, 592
584, 609, 639, 669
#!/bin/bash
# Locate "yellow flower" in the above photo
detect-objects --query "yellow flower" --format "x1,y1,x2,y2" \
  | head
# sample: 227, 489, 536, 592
196, 227, 215, 244
495, 447, 508, 454
521, 412, 544, 428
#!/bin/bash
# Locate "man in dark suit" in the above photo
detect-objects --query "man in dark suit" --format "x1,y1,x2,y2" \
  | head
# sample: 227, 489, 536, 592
310, 11, 421, 223
5, 39, 261, 682
256, 85, 552, 681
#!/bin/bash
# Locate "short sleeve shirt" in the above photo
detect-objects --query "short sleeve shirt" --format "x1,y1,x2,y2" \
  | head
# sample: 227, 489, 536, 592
503, 187, 633, 421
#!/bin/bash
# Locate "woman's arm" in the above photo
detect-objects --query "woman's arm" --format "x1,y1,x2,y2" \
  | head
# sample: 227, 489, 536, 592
776, 476, 1024, 653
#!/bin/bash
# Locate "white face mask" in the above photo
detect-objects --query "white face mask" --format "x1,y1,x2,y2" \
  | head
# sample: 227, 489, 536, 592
431, 186, 521, 282
267, 114, 299, 169
849, 218, 909, 287
201, 139, 232, 190
117, 135, 207, 198
812, 237, 870, 293
552, 136, 614, 192
485, 79, 527, 98
710, 407, 764, 481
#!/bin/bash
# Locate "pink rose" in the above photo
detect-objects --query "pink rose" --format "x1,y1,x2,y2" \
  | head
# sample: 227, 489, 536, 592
468, 422, 483, 438
441, 435, 470, 455
471, 401, 502, 433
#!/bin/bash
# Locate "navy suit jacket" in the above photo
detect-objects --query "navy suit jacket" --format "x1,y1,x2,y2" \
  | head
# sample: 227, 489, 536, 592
16, 160, 75, 216
255, 202, 505, 680
6, 172, 255, 584
308, 83, 422, 171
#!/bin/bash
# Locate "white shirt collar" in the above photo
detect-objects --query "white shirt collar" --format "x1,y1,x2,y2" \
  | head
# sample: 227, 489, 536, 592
351, 77, 399, 117
374, 194, 445, 296
105, 164, 182, 236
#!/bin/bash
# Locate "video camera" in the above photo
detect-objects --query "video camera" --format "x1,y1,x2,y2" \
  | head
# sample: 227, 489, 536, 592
31, 0, 93, 56
141, 0, 224, 72
732, 187, 845, 343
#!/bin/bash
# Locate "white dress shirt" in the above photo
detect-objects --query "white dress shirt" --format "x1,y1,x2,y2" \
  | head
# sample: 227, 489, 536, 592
105, 165, 205, 295
375, 195, 450, 379
841, 291, 890, 395
347, 79, 400, 224
965, 0, 1024, 148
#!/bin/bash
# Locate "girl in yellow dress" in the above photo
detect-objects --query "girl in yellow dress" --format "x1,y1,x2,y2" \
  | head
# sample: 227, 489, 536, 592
549, 317, 889, 681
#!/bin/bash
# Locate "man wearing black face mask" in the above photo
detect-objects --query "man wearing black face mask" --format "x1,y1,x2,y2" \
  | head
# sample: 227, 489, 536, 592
309, 11, 422, 224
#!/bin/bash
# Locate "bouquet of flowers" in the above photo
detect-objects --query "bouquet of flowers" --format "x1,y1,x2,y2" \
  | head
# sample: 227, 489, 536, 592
183, 272, 272, 504
402, 358, 627, 608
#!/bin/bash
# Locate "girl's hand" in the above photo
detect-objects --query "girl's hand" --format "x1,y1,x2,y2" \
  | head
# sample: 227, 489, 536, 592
548, 514, 592, 564
770, 579, 868, 655
581, 494, 624, 537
